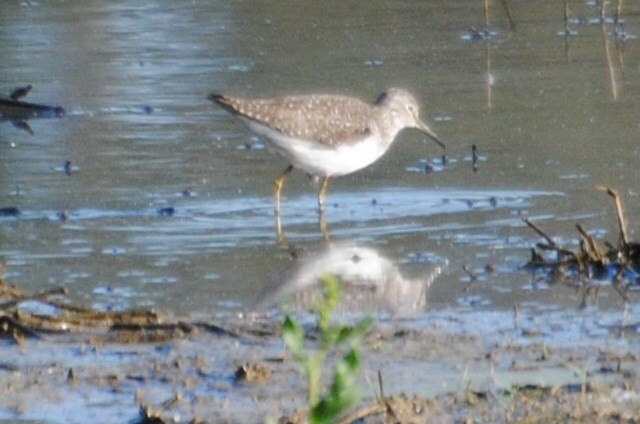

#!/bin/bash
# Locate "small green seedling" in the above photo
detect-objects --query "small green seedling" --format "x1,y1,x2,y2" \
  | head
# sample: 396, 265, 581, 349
282, 274, 373, 424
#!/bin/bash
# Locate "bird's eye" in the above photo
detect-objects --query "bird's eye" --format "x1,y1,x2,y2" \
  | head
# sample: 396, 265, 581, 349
406, 104, 417, 114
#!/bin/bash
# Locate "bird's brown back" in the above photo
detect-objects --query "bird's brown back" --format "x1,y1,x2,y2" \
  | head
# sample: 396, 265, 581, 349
209, 93, 375, 146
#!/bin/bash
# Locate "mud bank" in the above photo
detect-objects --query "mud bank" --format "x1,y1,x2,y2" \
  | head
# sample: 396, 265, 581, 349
1, 306, 639, 424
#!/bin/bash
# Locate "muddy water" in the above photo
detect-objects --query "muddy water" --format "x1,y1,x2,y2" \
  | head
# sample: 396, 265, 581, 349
1, 1, 640, 319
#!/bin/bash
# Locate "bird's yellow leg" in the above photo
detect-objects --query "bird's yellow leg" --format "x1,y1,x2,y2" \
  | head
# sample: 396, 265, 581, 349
275, 212, 286, 245
319, 209, 330, 242
317, 176, 330, 212
274, 165, 294, 216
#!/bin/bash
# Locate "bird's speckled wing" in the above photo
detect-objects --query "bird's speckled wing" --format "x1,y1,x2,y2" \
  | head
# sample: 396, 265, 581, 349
210, 93, 373, 146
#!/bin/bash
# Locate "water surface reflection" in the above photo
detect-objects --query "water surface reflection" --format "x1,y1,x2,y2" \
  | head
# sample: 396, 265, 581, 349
261, 241, 443, 316
1, 0, 640, 317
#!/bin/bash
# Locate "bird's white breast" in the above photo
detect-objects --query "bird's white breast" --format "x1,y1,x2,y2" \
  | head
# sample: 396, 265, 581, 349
243, 118, 390, 177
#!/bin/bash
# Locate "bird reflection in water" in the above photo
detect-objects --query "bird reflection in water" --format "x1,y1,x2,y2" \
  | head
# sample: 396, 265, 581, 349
262, 242, 443, 316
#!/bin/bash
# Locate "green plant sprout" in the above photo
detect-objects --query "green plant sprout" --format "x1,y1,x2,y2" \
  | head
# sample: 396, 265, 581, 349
282, 274, 373, 424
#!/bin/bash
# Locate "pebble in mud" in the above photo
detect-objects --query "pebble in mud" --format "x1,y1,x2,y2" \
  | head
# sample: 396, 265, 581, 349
234, 362, 271, 383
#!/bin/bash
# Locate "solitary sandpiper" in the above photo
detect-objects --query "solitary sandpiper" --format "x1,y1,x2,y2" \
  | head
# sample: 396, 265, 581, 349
208, 88, 446, 214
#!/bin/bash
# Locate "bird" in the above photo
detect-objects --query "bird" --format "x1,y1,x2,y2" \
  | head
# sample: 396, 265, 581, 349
208, 88, 446, 215
9, 84, 33, 101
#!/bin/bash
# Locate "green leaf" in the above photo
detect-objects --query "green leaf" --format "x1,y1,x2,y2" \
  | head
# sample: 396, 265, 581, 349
335, 315, 373, 344
310, 348, 361, 424
342, 348, 360, 370
281, 275, 372, 424
282, 314, 304, 359
316, 274, 341, 332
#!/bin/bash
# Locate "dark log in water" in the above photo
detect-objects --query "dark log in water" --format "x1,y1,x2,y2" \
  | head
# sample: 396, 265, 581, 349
0, 96, 65, 120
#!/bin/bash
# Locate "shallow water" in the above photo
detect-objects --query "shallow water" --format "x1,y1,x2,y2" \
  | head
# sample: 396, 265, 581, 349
2, 0, 640, 322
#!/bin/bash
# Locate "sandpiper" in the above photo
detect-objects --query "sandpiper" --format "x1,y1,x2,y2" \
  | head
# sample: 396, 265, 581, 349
208, 88, 446, 214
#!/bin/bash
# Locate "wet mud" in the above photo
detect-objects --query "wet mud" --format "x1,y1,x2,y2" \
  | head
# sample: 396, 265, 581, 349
1, 275, 639, 423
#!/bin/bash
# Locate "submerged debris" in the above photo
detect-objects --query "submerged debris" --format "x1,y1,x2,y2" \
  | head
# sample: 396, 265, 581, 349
157, 206, 176, 217
0, 206, 20, 217
0, 276, 162, 343
130, 404, 168, 424
0, 270, 169, 344
0, 264, 268, 346
472, 144, 479, 172
523, 186, 640, 301
463, 26, 495, 41
0, 84, 65, 122
9, 84, 32, 101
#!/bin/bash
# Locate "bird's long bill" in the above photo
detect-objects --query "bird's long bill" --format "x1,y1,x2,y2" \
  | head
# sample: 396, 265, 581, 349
417, 120, 446, 152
